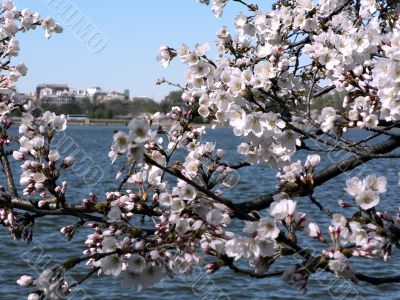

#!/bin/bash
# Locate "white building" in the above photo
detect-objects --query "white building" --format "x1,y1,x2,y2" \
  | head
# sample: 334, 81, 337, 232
36, 84, 130, 104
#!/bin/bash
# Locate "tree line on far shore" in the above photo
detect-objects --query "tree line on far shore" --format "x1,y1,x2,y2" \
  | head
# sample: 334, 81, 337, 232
39, 90, 185, 120
39, 89, 344, 121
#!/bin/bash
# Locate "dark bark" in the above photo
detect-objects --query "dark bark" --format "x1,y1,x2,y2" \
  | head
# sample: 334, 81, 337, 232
0, 145, 18, 197
235, 137, 400, 213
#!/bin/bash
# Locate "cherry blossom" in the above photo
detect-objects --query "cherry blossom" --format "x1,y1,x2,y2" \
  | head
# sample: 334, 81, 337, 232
2, 0, 400, 298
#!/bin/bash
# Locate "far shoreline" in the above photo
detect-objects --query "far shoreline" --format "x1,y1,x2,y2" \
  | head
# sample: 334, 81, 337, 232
11, 117, 217, 128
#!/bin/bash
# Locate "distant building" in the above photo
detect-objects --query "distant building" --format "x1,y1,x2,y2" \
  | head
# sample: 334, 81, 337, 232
84, 87, 107, 102
36, 84, 69, 101
86, 87, 102, 97
35, 84, 130, 104
123, 89, 130, 99
69, 89, 91, 101
104, 91, 126, 101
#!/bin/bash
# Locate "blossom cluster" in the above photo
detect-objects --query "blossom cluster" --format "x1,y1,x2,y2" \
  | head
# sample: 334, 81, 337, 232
13, 113, 71, 196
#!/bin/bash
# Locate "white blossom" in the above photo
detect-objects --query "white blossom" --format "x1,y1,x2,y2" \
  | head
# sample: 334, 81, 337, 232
355, 190, 379, 210
16, 275, 34, 287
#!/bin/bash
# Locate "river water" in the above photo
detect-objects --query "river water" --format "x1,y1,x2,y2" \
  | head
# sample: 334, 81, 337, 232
0, 126, 399, 299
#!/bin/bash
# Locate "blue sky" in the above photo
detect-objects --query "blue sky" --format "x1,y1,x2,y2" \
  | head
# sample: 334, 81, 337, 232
14, 0, 268, 101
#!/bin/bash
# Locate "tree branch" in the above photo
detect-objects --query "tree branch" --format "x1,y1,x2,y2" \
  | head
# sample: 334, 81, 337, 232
144, 154, 256, 221
0, 144, 18, 197
235, 136, 400, 213
355, 273, 400, 285
0, 197, 106, 223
